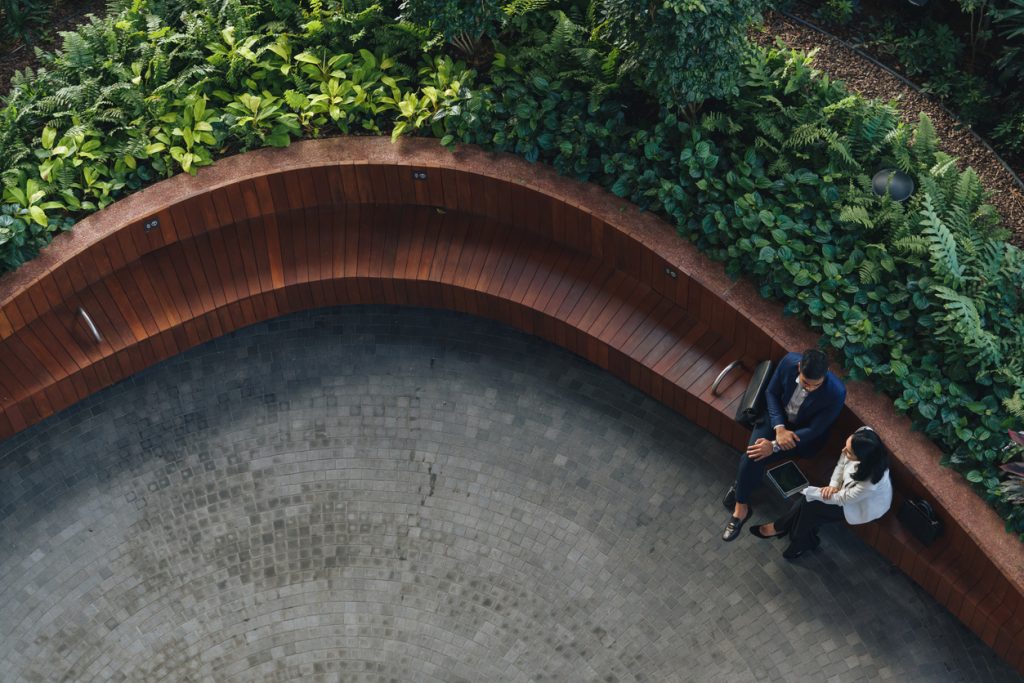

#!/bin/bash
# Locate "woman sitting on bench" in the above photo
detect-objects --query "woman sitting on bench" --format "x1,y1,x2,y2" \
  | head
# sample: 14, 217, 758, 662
749, 426, 892, 560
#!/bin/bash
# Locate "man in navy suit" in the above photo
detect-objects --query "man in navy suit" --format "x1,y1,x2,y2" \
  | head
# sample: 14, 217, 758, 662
721, 349, 846, 541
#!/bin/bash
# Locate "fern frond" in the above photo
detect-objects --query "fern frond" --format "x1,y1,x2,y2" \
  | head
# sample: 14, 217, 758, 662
767, 155, 790, 176
839, 205, 873, 229
60, 31, 96, 70
932, 285, 1003, 366
920, 194, 965, 286
786, 122, 823, 148
503, 0, 551, 16
858, 259, 880, 284
826, 136, 856, 169
890, 235, 929, 257
912, 112, 939, 165
954, 167, 985, 214
929, 153, 958, 179
888, 136, 913, 174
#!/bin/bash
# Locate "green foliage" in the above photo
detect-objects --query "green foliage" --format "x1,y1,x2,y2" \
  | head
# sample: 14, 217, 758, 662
813, 0, 856, 26
599, 0, 766, 108
1, 0, 1023, 536
992, 109, 1024, 155
0, 0, 52, 45
840, 3, 1021, 167
993, 0, 1024, 81
398, 0, 505, 55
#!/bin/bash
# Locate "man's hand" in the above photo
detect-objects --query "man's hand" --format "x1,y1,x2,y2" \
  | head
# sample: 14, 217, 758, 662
746, 438, 774, 461
820, 486, 839, 500
775, 426, 800, 450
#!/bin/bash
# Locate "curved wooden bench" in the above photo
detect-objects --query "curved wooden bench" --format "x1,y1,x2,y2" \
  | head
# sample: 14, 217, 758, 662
0, 137, 1021, 673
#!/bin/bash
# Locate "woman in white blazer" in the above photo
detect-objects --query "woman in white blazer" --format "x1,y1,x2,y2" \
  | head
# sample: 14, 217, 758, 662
749, 426, 892, 559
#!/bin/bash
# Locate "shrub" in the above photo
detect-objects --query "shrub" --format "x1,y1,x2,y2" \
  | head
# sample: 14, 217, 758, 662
813, 0, 857, 26
0, 0, 52, 45
398, 0, 505, 55
599, 0, 766, 109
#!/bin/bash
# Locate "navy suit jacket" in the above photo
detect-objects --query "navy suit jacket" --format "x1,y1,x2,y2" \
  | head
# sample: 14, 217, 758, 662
765, 352, 846, 448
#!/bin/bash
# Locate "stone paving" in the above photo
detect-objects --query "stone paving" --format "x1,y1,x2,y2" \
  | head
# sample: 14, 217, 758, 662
0, 306, 1020, 683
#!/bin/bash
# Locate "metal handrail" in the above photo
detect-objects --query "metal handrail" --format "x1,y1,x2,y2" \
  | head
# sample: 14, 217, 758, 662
77, 307, 102, 343
711, 360, 744, 396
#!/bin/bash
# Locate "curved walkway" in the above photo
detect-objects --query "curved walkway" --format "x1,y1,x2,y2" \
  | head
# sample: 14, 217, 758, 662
0, 306, 1018, 682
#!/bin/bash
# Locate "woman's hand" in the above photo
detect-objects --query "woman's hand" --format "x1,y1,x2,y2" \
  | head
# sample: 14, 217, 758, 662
820, 486, 839, 500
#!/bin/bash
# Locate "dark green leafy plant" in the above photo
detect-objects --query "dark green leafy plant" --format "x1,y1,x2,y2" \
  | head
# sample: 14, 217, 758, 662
813, 0, 857, 25
992, 0, 1024, 82
599, 0, 766, 109
0, 0, 52, 45
398, 0, 505, 55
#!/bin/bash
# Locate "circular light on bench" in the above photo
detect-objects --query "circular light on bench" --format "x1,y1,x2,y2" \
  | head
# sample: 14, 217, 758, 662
872, 169, 915, 202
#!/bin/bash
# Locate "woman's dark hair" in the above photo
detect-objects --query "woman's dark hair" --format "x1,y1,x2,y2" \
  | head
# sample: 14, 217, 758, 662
850, 428, 889, 484
799, 349, 829, 380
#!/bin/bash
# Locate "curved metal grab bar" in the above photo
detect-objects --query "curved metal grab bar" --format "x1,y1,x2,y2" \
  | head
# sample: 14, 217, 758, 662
78, 307, 102, 343
711, 360, 744, 396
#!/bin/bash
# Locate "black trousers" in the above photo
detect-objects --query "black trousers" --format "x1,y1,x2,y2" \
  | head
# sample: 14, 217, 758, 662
734, 418, 821, 504
774, 496, 845, 550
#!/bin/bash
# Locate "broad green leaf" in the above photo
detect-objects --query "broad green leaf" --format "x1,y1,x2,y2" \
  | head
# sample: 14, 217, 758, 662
28, 205, 48, 226
358, 49, 377, 70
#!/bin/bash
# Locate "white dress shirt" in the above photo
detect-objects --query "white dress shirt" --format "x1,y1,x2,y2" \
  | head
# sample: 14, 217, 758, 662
775, 377, 809, 429
802, 454, 893, 525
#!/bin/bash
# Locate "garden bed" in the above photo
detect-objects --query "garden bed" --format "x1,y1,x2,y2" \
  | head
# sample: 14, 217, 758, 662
756, 10, 1024, 247
0, 0, 107, 93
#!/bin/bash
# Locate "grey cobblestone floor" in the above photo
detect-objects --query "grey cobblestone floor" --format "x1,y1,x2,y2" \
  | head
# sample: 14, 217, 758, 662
0, 306, 1020, 683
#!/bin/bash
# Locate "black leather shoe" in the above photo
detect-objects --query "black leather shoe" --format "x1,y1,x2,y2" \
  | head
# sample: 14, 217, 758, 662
722, 486, 736, 510
749, 524, 786, 540
722, 506, 753, 542
782, 543, 806, 560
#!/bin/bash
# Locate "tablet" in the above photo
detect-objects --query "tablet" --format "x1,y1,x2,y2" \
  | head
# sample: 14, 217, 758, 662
766, 461, 809, 498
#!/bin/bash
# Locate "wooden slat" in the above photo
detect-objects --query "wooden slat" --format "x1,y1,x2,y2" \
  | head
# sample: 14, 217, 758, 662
0, 161, 1019, 678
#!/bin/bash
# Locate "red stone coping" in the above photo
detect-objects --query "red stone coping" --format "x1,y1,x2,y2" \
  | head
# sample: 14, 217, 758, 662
0, 137, 1021, 671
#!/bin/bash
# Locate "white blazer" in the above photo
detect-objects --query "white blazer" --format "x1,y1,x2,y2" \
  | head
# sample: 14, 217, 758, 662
802, 454, 893, 525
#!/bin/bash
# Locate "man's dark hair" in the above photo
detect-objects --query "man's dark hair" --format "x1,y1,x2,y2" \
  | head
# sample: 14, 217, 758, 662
799, 349, 829, 380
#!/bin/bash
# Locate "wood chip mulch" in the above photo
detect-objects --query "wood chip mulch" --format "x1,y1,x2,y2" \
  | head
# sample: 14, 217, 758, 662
755, 11, 1024, 248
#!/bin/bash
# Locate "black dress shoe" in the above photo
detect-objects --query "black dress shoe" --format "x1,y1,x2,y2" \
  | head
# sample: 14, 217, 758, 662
749, 524, 787, 540
722, 486, 736, 510
782, 543, 806, 560
722, 506, 753, 542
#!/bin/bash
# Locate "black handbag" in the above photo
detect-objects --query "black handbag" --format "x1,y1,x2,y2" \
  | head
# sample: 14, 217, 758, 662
735, 359, 774, 429
898, 498, 943, 546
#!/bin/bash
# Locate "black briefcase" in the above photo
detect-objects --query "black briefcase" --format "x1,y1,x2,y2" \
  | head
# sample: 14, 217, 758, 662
898, 498, 943, 546
735, 360, 773, 429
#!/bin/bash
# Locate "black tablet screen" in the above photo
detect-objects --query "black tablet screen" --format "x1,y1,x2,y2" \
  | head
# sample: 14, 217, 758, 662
768, 461, 808, 493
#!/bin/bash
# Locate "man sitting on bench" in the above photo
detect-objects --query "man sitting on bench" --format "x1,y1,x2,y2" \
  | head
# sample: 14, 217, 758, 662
721, 349, 846, 542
